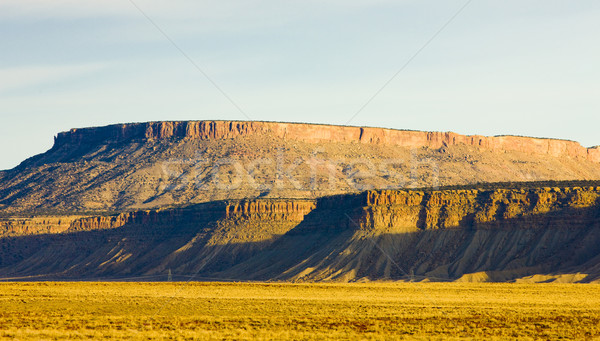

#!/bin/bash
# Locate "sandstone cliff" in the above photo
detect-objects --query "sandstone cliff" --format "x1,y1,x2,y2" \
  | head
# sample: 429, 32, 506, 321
218, 184, 600, 282
52, 121, 600, 162
0, 216, 80, 237
0, 199, 315, 237
358, 186, 600, 231
2, 183, 600, 282
0, 198, 317, 280
2, 121, 600, 282
3, 121, 600, 216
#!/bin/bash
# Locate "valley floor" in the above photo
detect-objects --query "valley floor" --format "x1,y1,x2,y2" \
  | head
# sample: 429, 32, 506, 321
0, 282, 599, 340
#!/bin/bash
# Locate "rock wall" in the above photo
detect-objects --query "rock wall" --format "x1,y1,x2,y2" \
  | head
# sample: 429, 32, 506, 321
589, 146, 600, 162
0, 216, 80, 237
0, 199, 316, 237
357, 187, 600, 231
52, 121, 600, 162
224, 199, 316, 221
0, 212, 158, 236
3, 185, 600, 282
286, 186, 600, 234
3, 186, 599, 237
66, 210, 180, 233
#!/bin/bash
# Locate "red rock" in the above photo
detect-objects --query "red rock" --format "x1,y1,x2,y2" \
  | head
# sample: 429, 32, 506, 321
54, 121, 600, 163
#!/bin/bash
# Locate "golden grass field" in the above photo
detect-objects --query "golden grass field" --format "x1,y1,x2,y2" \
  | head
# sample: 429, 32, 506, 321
1, 282, 599, 340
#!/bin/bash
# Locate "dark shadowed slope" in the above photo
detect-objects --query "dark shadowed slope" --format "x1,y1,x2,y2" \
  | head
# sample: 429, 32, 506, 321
2, 185, 600, 283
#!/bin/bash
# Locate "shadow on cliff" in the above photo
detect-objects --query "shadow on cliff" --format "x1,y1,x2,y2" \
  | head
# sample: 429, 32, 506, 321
1, 202, 600, 283
0, 226, 288, 281
216, 201, 600, 283
0, 202, 295, 281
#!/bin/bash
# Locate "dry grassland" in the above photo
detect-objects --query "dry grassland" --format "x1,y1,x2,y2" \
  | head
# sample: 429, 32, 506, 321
1, 282, 599, 340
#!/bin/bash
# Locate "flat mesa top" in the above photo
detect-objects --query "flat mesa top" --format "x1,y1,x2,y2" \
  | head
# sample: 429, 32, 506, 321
52, 120, 600, 162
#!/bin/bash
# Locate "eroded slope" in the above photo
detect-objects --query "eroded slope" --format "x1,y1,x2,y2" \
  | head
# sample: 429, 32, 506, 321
1, 121, 600, 215
1, 184, 599, 282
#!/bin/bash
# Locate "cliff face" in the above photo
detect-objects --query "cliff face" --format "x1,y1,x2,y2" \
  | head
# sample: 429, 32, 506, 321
0, 216, 79, 237
358, 186, 600, 231
224, 199, 316, 221
53, 121, 600, 162
216, 185, 600, 282
590, 146, 600, 162
3, 121, 600, 282
277, 185, 600, 235
0, 199, 316, 237
0, 198, 317, 279
4, 121, 600, 216
2, 184, 600, 282
2, 186, 599, 237
0, 211, 176, 237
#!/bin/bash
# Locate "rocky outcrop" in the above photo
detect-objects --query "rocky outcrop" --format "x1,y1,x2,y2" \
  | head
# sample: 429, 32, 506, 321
0, 198, 319, 279
275, 185, 600, 234
7, 121, 599, 216
215, 185, 600, 282
52, 121, 600, 162
0, 199, 316, 237
589, 146, 600, 163
3, 186, 599, 236
0, 216, 80, 237
225, 199, 316, 220
357, 186, 600, 231
2, 184, 600, 282
0, 213, 153, 237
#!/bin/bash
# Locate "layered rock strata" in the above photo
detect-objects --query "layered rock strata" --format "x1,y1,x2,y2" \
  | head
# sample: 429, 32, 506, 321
0, 199, 316, 237
357, 186, 600, 231
2, 185, 600, 281
4, 186, 598, 237
282, 185, 600, 233
53, 121, 600, 162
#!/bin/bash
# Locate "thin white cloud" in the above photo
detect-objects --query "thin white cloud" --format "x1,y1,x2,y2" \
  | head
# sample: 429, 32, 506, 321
0, 0, 415, 45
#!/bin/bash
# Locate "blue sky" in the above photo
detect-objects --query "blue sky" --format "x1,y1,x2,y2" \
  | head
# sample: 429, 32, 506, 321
1, 0, 599, 170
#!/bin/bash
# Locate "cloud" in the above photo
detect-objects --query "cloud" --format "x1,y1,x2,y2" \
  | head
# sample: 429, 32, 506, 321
0, 0, 417, 47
